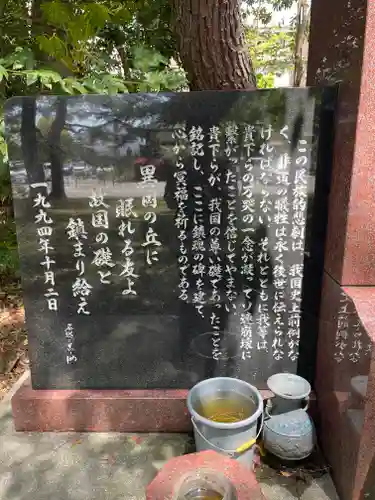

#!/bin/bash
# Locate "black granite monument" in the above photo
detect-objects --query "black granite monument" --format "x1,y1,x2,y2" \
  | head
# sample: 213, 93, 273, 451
5, 89, 336, 389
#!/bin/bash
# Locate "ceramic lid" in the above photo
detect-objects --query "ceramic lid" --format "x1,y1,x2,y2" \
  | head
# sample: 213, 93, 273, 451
267, 373, 311, 400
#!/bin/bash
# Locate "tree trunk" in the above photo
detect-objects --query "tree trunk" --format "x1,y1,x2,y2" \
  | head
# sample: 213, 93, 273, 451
21, 98, 45, 187
48, 97, 67, 200
172, 0, 257, 90
293, 0, 310, 87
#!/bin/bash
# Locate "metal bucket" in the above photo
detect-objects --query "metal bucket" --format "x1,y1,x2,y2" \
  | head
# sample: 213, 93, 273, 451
187, 377, 264, 468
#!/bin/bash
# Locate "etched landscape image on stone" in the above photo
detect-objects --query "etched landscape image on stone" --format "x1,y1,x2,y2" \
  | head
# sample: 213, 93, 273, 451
5, 89, 334, 389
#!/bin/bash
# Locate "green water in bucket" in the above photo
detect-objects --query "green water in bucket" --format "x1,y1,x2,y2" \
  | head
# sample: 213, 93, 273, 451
195, 391, 257, 424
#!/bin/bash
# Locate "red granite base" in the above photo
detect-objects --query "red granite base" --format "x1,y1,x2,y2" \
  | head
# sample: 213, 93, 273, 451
315, 278, 375, 500
345, 287, 375, 500
12, 377, 191, 432
12, 377, 311, 433
316, 390, 361, 500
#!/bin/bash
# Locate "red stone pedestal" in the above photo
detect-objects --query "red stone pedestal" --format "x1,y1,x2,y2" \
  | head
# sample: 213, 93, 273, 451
314, 276, 375, 500
11, 377, 191, 432
12, 378, 312, 433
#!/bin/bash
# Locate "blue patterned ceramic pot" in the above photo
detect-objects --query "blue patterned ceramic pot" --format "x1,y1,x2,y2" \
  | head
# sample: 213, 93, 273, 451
263, 408, 315, 461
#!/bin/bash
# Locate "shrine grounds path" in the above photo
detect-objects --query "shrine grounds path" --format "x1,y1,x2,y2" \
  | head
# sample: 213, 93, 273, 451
0, 371, 339, 500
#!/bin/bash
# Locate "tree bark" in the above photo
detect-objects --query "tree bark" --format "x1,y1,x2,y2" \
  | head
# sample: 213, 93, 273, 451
293, 0, 310, 87
172, 0, 257, 90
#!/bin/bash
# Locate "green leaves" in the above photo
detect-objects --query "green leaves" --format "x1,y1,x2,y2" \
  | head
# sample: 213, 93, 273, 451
0, 65, 8, 82
37, 70, 62, 89
41, 1, 72, 26
37, 35, 66, 59
24, 69, 62, 89
59, 75, 128, 95
0, 1, 187, 100
25, 72, 38, 87
132, 46, 168, 73
246, 23, 295, 85
0, 51, 62, 89
100, 75, 129, 94
3, 47, 35, 72
142, 67, 186, 92
37, 1, 129, 75
131, 46, 187, 91
256, 73, 275, 89
0, 139, 7, 162
111, 5, 132, 24
0, 118, 8, 163
60, 78, 88, 94
83, 3, 111, 29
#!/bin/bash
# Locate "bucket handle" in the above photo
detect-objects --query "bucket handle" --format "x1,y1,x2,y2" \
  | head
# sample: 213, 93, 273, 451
302, 397, 309, 412
191, 411, 264, 459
